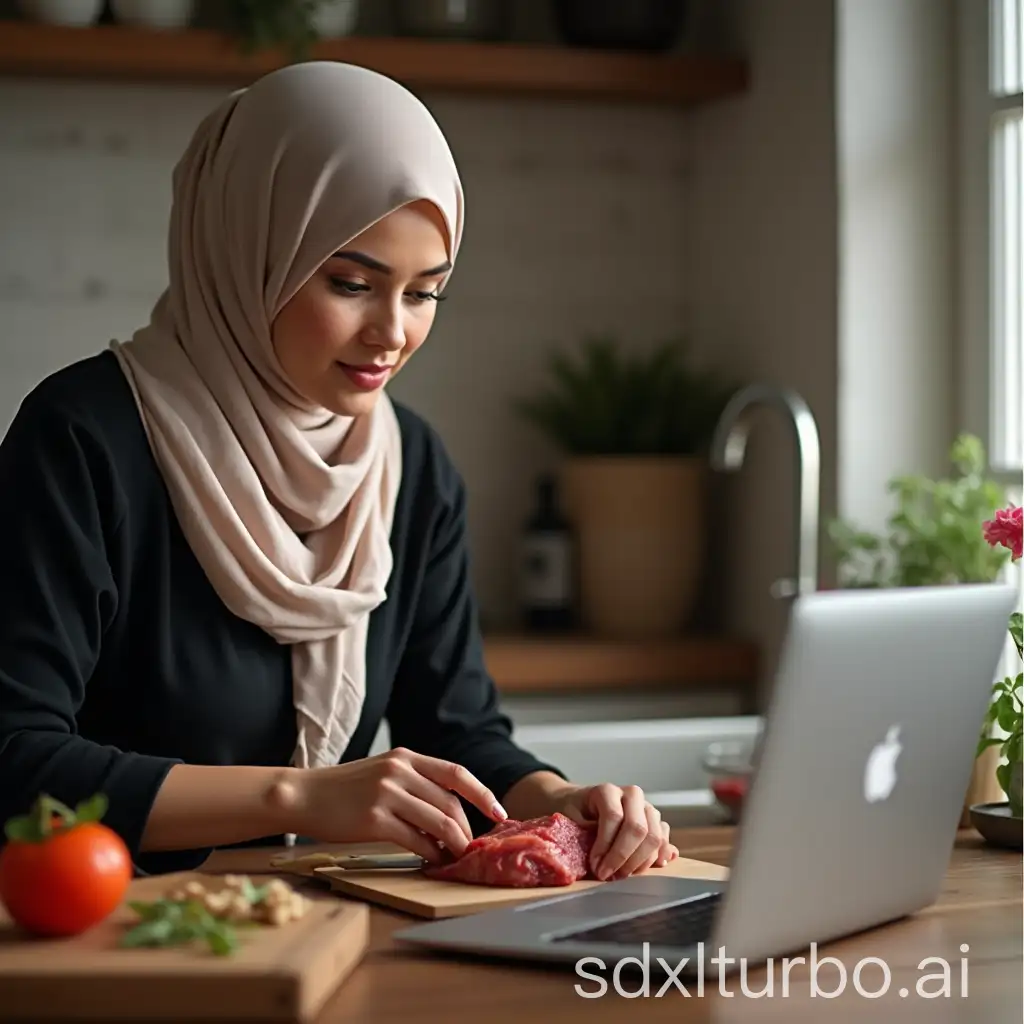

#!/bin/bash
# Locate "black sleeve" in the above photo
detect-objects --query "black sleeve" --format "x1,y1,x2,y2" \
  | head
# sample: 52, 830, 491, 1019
0, 388, 182, 864
386, 463, 566, 835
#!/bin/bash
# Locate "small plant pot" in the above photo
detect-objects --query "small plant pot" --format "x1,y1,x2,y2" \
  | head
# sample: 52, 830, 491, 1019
393, 0, 511, 41
18, 0, 103, 25
312, 0, 359, 38
110, 0, 194, 28
561, 455, 705, 639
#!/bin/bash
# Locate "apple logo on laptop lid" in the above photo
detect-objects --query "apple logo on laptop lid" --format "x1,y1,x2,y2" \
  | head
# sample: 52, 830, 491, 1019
864, 724, 903, 803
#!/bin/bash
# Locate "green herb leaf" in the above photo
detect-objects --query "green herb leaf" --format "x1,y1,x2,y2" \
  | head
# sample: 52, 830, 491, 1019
120, 916, 177, 948
73, 793, 109, 824
127, 899, 175, 921
240, 877, 268, 905
1010, 613, 1022, 661
205, 925, 238, 956
3, 815, 38, 843
120, 898, 248, 956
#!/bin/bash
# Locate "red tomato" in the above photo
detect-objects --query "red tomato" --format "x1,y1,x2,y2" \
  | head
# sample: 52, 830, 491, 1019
0, 795, 132, 937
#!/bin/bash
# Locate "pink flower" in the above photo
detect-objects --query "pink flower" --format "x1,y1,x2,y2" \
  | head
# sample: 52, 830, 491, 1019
982, 504, 1023, 560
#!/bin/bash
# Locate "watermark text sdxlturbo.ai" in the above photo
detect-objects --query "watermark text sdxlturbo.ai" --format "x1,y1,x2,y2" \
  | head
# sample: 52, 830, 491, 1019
574, 942, 971, 999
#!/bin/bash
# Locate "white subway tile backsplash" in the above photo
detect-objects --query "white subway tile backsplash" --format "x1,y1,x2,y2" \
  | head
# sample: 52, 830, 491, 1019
0, 76, 699, 624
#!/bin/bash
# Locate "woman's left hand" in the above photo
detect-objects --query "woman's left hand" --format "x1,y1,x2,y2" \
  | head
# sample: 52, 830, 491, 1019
553, 783, 679, 881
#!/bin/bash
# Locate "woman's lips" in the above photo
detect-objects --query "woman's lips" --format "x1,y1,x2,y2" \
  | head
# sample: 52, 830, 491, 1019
338, 362, 392, 391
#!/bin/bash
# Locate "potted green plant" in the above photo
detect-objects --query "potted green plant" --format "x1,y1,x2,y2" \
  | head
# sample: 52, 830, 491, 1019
225, 0, 357, 61
977, 504, 1022, 818
827, 434, 1009, 588
827, 434, 1020, 826
515, 335, 735, 638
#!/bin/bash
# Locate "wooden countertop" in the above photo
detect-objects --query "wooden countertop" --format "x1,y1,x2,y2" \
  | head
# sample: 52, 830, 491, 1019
205, 826, 1023, 1022
482, 633, 759, 694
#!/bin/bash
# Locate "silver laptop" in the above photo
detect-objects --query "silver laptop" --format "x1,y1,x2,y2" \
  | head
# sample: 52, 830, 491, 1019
393, 583, 1018, 978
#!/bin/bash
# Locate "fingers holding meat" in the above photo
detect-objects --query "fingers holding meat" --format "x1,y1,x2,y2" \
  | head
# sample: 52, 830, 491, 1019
654, 820, 679, 867
596, 788, 663, 879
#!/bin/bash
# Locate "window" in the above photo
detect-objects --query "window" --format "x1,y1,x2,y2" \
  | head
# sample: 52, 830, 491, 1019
957, 0, 1023, 486
989, 0, 1023, 475
958, 1, 1023, 691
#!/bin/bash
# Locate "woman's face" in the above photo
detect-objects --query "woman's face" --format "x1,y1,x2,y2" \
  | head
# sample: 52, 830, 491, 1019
271, 199, 451, 416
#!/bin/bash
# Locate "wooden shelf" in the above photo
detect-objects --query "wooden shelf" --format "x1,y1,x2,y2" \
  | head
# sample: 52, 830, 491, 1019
483, 634, 758, 694
0, 22, 749, 106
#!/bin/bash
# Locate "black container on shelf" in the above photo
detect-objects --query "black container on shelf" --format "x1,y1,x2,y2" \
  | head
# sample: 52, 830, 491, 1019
518, 474, 576, 634
552, 0, 688, 52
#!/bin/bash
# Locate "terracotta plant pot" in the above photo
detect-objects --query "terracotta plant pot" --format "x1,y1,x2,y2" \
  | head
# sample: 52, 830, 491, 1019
561, 456, 705, 639
312, 0, 359, 37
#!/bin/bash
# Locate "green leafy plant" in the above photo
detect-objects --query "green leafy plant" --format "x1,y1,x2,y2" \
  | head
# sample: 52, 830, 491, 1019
225, 0, 327, 61
828, 434, 1010, 587
976, 613, 1022, 812
975, 503, 1023, 814
515, 335, 736, 456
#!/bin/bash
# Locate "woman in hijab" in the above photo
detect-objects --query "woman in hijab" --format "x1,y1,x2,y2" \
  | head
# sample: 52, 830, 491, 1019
0, 62, 677, 880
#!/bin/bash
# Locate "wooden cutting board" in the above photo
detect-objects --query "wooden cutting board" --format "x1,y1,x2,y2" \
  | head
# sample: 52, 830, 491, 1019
312, 855, 729, 919
0, 870, 369, 1022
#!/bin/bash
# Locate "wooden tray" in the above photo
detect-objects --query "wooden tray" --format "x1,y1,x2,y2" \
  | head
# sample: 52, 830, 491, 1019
313, 855, 729, 919
0, 871, 369, 1022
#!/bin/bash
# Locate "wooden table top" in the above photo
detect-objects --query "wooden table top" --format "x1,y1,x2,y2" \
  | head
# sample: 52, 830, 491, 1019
206, 826, 1022, 1023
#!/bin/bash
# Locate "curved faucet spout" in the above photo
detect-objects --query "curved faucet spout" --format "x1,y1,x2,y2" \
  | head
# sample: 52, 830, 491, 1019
710, 383, 821, 598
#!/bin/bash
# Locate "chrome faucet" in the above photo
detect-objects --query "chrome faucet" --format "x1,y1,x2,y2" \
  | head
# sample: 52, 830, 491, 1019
709, 384, 821, 598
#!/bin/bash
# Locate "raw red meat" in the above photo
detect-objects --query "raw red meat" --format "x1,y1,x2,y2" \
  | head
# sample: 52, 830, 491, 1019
423, 812, 596, 887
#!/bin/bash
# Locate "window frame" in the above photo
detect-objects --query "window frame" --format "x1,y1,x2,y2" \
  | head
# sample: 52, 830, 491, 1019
956, 0, 1024, 484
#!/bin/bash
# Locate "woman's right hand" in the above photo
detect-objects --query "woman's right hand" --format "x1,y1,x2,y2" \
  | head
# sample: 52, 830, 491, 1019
288, 747, 508, 863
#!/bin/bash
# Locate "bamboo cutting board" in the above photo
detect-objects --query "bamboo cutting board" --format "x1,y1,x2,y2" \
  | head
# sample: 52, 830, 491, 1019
0, 871, 369, 1022
312, 855, 729, 919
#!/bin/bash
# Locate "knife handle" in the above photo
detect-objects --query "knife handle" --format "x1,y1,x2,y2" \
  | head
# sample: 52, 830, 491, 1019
333, 853, 426, 870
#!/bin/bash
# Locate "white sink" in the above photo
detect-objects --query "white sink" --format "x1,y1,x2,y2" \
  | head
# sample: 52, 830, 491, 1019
510, 715, 761, 790
510, 715, 762, 827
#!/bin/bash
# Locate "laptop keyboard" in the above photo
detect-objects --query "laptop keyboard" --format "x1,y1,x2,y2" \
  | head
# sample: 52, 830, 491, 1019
550, 892, 723, 947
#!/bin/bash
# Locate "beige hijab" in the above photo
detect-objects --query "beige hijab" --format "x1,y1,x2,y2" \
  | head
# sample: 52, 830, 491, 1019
111, 62, 464, 771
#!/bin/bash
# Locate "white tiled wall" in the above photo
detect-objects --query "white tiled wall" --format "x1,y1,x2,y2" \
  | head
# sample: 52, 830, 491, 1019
0, 76, 707, 628
1, 0, 902, 694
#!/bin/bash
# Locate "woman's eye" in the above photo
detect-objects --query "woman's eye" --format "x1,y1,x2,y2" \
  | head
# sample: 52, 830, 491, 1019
328, 276, 441, 304
329, 277, 368, 295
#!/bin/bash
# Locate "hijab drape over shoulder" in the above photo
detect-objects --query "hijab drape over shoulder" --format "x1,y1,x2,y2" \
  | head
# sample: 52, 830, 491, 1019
111, 62, 464, 770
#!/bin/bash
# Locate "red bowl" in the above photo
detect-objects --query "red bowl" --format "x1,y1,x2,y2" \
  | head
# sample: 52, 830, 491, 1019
702, 740, 756, 823
710, 775, 749, 819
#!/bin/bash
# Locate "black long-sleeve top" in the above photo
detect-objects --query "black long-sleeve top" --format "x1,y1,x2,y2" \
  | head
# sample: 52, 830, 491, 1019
0, 351, 561, 874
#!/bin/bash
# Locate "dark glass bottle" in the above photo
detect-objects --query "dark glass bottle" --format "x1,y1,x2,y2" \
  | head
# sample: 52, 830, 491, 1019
519, 474, 575, 632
